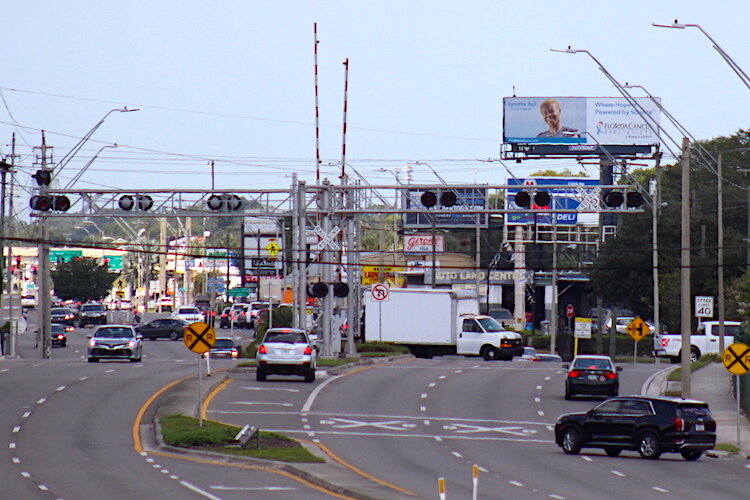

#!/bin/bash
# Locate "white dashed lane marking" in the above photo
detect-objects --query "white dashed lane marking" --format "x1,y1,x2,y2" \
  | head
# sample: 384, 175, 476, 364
534, 397, 541, 403
509, 480, 524, 487
22, 412, 31, 419
536, 385, 543, 391
611, 470, 625, 477
652, 486, 669, 493
581, 456, 592, 462
12, 426, 20, 433
451, 451, 463, 458
56, 386, 66, 392
36, 398, 46, 405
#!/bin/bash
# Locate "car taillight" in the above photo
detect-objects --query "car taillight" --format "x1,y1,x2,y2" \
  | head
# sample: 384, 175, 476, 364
232, 350, 239, 357
258, 345, 267, 354
569, 370, 581, 378
304, 346, 312, 355
674, 417, 684, 431
605, 371, 617, 379
57, 335, 64, 340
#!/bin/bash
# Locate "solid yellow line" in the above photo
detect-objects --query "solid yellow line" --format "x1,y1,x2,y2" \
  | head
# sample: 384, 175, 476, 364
132, 375, 190, 454
201, 377, 231, 420
302, 439, 419, 497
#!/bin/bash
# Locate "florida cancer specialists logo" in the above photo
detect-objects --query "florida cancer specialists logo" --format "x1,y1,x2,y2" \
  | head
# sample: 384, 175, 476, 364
596, 121, 652, 135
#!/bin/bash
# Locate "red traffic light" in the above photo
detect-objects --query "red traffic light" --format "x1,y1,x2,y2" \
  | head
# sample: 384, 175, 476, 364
30, 195, 52, 211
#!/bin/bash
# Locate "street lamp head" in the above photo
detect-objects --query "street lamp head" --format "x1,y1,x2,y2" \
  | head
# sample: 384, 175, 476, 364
119, 107, 140, 113
652, 20, 687, 29
550, 46, 584, 54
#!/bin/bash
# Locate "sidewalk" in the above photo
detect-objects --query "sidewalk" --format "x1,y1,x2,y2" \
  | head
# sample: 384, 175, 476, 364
642, 362, 750, 458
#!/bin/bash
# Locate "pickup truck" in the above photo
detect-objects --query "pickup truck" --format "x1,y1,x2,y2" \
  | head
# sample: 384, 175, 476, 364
653, 320, 741, 363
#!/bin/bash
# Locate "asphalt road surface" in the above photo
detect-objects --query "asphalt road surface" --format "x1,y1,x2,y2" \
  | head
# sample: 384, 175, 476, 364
1, 313, 337, 500
208, 357, 750, 500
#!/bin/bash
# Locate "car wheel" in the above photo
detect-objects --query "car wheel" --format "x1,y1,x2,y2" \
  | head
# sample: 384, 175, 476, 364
304, 370, 316, 383
170, 331, 179, 341
256, 369, 266, 382
88, 357, 99, 363
481, 346, 498, 361
690, 347, 700, 363
564, 386, 574, 400
561, 427, 582, 455
637, 431, 661, 459
604, 447, 621, 457
680, 449, 703, 461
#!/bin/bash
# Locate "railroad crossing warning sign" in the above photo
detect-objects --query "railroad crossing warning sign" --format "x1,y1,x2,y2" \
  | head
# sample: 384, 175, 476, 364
723, 342, 750, 376
183, 322, 216, 354
626, 316, 650, 342
370, 283, 390, 302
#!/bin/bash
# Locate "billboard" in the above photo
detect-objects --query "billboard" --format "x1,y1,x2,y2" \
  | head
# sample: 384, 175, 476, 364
503, 97, 661, 145
404, 187, 488, 229
506, 177, 599, 225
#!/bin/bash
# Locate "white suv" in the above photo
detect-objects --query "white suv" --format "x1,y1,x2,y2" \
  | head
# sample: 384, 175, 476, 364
172, 306, 203, 323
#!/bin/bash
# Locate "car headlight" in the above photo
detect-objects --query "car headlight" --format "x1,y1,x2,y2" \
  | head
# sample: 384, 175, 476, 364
89, 339, 97, 347
128, 340, 138, 348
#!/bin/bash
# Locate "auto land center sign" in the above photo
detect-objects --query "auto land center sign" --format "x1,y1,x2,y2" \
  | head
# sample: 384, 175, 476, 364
403, 234, 444, 253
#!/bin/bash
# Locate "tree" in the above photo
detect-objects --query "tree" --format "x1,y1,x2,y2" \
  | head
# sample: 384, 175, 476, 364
51, 257, 114, 301
588, 129, 750, 331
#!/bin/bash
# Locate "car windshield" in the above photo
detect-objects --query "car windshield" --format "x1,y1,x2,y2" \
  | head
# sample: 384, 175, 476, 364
51, 325, 64, 334
573, 357, 613, 370
477, 317, 504, 332
523, 347, 537, 356
95, 327, 134, 338
178, 308, 199, 314
52, 308, 72, 314
213, 339, 235, 349
264, 331, 307, 344
490, 310, 513, 320
252, 303, 269, 310
82, 304, 105, 312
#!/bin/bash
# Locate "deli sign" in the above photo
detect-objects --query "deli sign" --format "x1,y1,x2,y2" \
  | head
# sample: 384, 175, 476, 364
403, 234, 444, 253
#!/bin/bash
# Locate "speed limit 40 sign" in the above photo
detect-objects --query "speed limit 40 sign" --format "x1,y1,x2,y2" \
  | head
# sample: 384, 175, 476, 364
695, 296, 714, 318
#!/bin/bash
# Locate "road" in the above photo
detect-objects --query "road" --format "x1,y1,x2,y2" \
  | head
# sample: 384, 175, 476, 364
208, 357, 750, 500
0, 312, 338, 499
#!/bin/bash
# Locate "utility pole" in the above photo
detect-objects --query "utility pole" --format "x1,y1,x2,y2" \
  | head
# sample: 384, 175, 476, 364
295, 180, 307, 331
184, 216, 192, 306
1, 133, 16, 357
651, 152, 662, 361
159, 218, 167, 306
680, 138, 692, 399
717, 153, 726, 354
38, 133, 52, 359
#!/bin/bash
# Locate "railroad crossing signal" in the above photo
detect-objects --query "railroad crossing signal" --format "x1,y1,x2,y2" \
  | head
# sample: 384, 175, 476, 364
312, 225, 341, 251
183, 322, 216, 354
626, 316, 649, 342
723, 343, 750, 376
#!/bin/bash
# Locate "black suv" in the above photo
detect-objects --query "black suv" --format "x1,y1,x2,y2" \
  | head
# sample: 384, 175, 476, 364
79, 303, 108, 328
555, 396, 716, 460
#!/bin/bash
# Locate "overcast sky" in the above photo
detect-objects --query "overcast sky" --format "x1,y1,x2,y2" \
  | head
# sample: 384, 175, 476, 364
2, 1, 748, 217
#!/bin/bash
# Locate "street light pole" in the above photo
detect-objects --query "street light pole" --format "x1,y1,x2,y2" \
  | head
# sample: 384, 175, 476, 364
653, 21, 750, 92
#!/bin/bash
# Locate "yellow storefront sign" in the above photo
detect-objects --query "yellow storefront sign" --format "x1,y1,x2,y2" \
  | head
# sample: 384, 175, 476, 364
362, 266, 404, 286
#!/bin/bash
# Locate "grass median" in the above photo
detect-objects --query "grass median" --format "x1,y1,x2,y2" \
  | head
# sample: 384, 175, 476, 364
160, 414, 324, 463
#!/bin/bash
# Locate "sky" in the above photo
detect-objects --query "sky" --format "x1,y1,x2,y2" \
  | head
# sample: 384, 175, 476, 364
2, 1, 749, 220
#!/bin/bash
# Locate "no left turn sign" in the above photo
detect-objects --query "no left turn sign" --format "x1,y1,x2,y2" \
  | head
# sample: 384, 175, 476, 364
371, 284, 390, 302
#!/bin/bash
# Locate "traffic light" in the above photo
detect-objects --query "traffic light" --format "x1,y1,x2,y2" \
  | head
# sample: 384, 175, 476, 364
420, 190, 457, 208
308, 282, 329, 298
118, 194, 153, 211
207, 194, 242, 211
29, 195, 52, 211
32, 169, 52, 186
307, 282, 349, 297
53, 195, 71, 212
333, 282, 349, 297
514, 190, 551, 208
626, 192, 644, 208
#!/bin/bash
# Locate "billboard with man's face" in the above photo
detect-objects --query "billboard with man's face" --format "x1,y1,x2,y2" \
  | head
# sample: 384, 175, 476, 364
503, 97, 661, 145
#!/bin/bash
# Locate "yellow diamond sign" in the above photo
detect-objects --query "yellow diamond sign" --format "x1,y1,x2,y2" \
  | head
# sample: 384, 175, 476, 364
626, 316, 649, 342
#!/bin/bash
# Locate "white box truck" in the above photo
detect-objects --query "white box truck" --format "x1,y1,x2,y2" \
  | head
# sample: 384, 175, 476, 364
365, 288, 523, 360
